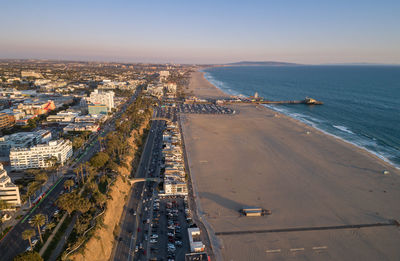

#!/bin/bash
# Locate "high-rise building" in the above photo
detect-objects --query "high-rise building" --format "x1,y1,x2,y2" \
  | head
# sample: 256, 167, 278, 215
88, 104, 108, 115
89, 89, 114, 110
0, 163, 21, 206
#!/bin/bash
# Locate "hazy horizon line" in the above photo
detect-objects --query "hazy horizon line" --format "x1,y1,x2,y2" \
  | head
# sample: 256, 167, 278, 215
0, 58, 399, 66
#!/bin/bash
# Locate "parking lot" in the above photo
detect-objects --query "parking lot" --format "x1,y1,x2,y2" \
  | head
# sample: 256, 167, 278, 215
146, 196, 193, 260
177, 103, 235, 114
158, 105, 177, 121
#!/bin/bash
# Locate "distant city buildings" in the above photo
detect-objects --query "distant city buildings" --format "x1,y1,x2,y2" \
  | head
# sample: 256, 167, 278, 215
74, 114, 106, 123
0, 163, 21, 206
63, 123, 99, 133
20, 71, 43, 78
46, 111, 80, 123
10, 139, 73, 170
145, 84, 164, 99
145, 82, 177, 99
159, 70, 170, 82
0, 112, 15, 130
0, 61, 191, 174
165, 82, 177, 98
98, 80, 139, 91
14, 100, 56, 125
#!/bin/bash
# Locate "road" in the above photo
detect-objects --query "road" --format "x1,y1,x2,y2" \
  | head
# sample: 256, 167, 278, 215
0, 176, 67, 260
0, 93, 138, 260
112, 108, 165, 261
113, 105, 195, 261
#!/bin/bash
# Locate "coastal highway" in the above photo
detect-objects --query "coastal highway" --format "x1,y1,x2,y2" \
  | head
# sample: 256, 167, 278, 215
0, 176, 67, 260
112, 110, 164, 261
0, 94, 138, 260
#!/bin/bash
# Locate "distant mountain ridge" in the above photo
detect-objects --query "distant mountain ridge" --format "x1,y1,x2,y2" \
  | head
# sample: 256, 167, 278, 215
225, 61, 300, 66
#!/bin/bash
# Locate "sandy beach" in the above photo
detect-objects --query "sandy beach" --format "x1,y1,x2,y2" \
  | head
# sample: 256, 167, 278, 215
181, 71, 400, 260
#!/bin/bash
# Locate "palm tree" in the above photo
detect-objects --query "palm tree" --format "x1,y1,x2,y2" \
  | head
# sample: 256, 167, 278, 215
0, 199, 9, 210
44, 156, 58, 170
31, 214, 46, 243
22, 229, 36, 250
98, 136, 104, 151
73, 167, 80, 184
80, 164, 85, 183
46, 222, 56, 231
84, 162, 96, 180
64, 179, 75, 192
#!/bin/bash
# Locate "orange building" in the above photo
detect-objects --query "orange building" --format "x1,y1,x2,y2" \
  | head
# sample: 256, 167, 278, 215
17, 100, 56, 115
0, 113, 15, 130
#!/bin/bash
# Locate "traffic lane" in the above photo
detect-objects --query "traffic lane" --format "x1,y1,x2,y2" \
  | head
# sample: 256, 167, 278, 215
146, 150, 164, 259
135, 125, 165, 259
135, 187, 155, 260
145, 138, 164, 258
131, 122, 159, 259
113, 121, 159, 260
0, 177, 67, 261
114, 183, 145, 261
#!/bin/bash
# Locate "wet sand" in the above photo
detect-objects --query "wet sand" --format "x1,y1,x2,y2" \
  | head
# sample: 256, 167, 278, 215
181, 71, 400, 261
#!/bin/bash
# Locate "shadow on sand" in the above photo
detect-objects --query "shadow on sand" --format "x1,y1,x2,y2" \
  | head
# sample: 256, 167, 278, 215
199, 191, 259, 212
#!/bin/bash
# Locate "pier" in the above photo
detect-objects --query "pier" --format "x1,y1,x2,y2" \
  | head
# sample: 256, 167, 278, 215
224, 97, 323, 105
183, 94, 323, 105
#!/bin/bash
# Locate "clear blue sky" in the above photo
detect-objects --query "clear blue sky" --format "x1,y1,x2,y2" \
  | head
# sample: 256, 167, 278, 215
1, 0, 399, 64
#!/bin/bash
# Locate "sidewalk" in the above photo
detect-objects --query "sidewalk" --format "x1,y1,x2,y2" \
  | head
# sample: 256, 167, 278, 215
39, 213, 68, 256
49, 214, 78, 261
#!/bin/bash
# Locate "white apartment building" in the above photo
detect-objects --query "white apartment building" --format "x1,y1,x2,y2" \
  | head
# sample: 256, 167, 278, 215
0, 163, 21, 206
145, 84, 164, 98
159, 70, 170, 82
63, 123, 99, 133
89, 89, 114, 110
10, 139, 73, 170
164, 180, 188, 195
0, 130, 52, 158
47, 111, 80, 123
74, 114, 106, 123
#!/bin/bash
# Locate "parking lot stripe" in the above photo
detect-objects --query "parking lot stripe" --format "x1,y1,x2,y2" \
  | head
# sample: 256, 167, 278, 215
312, 246, 327, 250
265, 249, 281, 253
290, 248, 305, 252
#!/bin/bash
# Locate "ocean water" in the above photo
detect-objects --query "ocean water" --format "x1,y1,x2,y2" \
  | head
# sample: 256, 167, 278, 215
202, 66, 400, 168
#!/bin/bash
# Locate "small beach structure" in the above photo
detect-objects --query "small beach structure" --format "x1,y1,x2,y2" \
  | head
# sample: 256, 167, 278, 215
240, 207, 271, 217
188, 227, 205, 252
